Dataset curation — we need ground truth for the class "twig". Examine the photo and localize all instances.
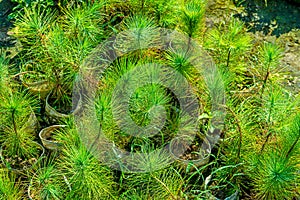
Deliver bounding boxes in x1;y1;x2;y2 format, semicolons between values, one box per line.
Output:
286;131;300;159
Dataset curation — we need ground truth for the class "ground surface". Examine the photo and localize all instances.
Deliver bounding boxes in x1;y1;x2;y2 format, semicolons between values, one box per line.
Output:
0;0;13;47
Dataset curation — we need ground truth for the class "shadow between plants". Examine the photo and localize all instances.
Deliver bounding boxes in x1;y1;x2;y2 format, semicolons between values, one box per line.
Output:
0;0;14;47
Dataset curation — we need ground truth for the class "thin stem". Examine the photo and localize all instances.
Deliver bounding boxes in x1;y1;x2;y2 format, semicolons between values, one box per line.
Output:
286;131;300;159
226;48;231;68
11;108;18;138
88;117;102;154
260;129;271;153
260;87;274;152
11;108;19;154
260;62;270;99
183;37;192;63
141;0;145;11
187;37;192;53
156;9;161;25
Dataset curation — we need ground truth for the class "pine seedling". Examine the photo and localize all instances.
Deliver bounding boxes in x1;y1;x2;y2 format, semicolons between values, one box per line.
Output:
29;163;66;200
165;47;193;78
122;166;183;199
151;0;178;28
206;18;251;69
180;0;206;42
59;144;117;199
61;1;105;43
251;151;299;200
0;170;23;200
116;15;160;58
258;42;283;98
0;90;39;159
11;5;57;56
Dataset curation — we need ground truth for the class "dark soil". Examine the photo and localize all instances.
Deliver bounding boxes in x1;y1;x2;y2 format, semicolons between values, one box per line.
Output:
0;0;14;47
0;144;43;171
2;154;37;170
235;0;300;36
170;136;210;161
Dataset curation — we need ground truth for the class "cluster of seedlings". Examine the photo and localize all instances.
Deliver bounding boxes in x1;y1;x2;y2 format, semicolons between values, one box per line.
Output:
0;0;299;199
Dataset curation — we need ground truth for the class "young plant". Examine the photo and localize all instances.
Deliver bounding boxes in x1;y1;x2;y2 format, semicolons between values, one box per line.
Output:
149;0;178;28
9;0;56;19
121;166;184;199
258;42;283;98
206;18;251;69
165;47;193;79
205;18;254;96
116;15;160;58
15;3;102;111
61;1;105;43
251;151;299;200
29;163;66;200
180;0;206;45
52;117;82;147
0;170;23;200
259;86;285;152
43;24;79;105
0;90;39;160
95;58;137;147
129;84;173;129
59;144;117;199
41;23;94;113
11;4;57;57
239;84;295;154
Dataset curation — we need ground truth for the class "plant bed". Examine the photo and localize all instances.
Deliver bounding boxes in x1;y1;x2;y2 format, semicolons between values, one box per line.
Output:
39;125;66;150
0;141;44;173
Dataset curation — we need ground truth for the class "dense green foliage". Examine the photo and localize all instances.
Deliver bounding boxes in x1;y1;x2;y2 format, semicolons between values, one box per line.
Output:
0;0;299;199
